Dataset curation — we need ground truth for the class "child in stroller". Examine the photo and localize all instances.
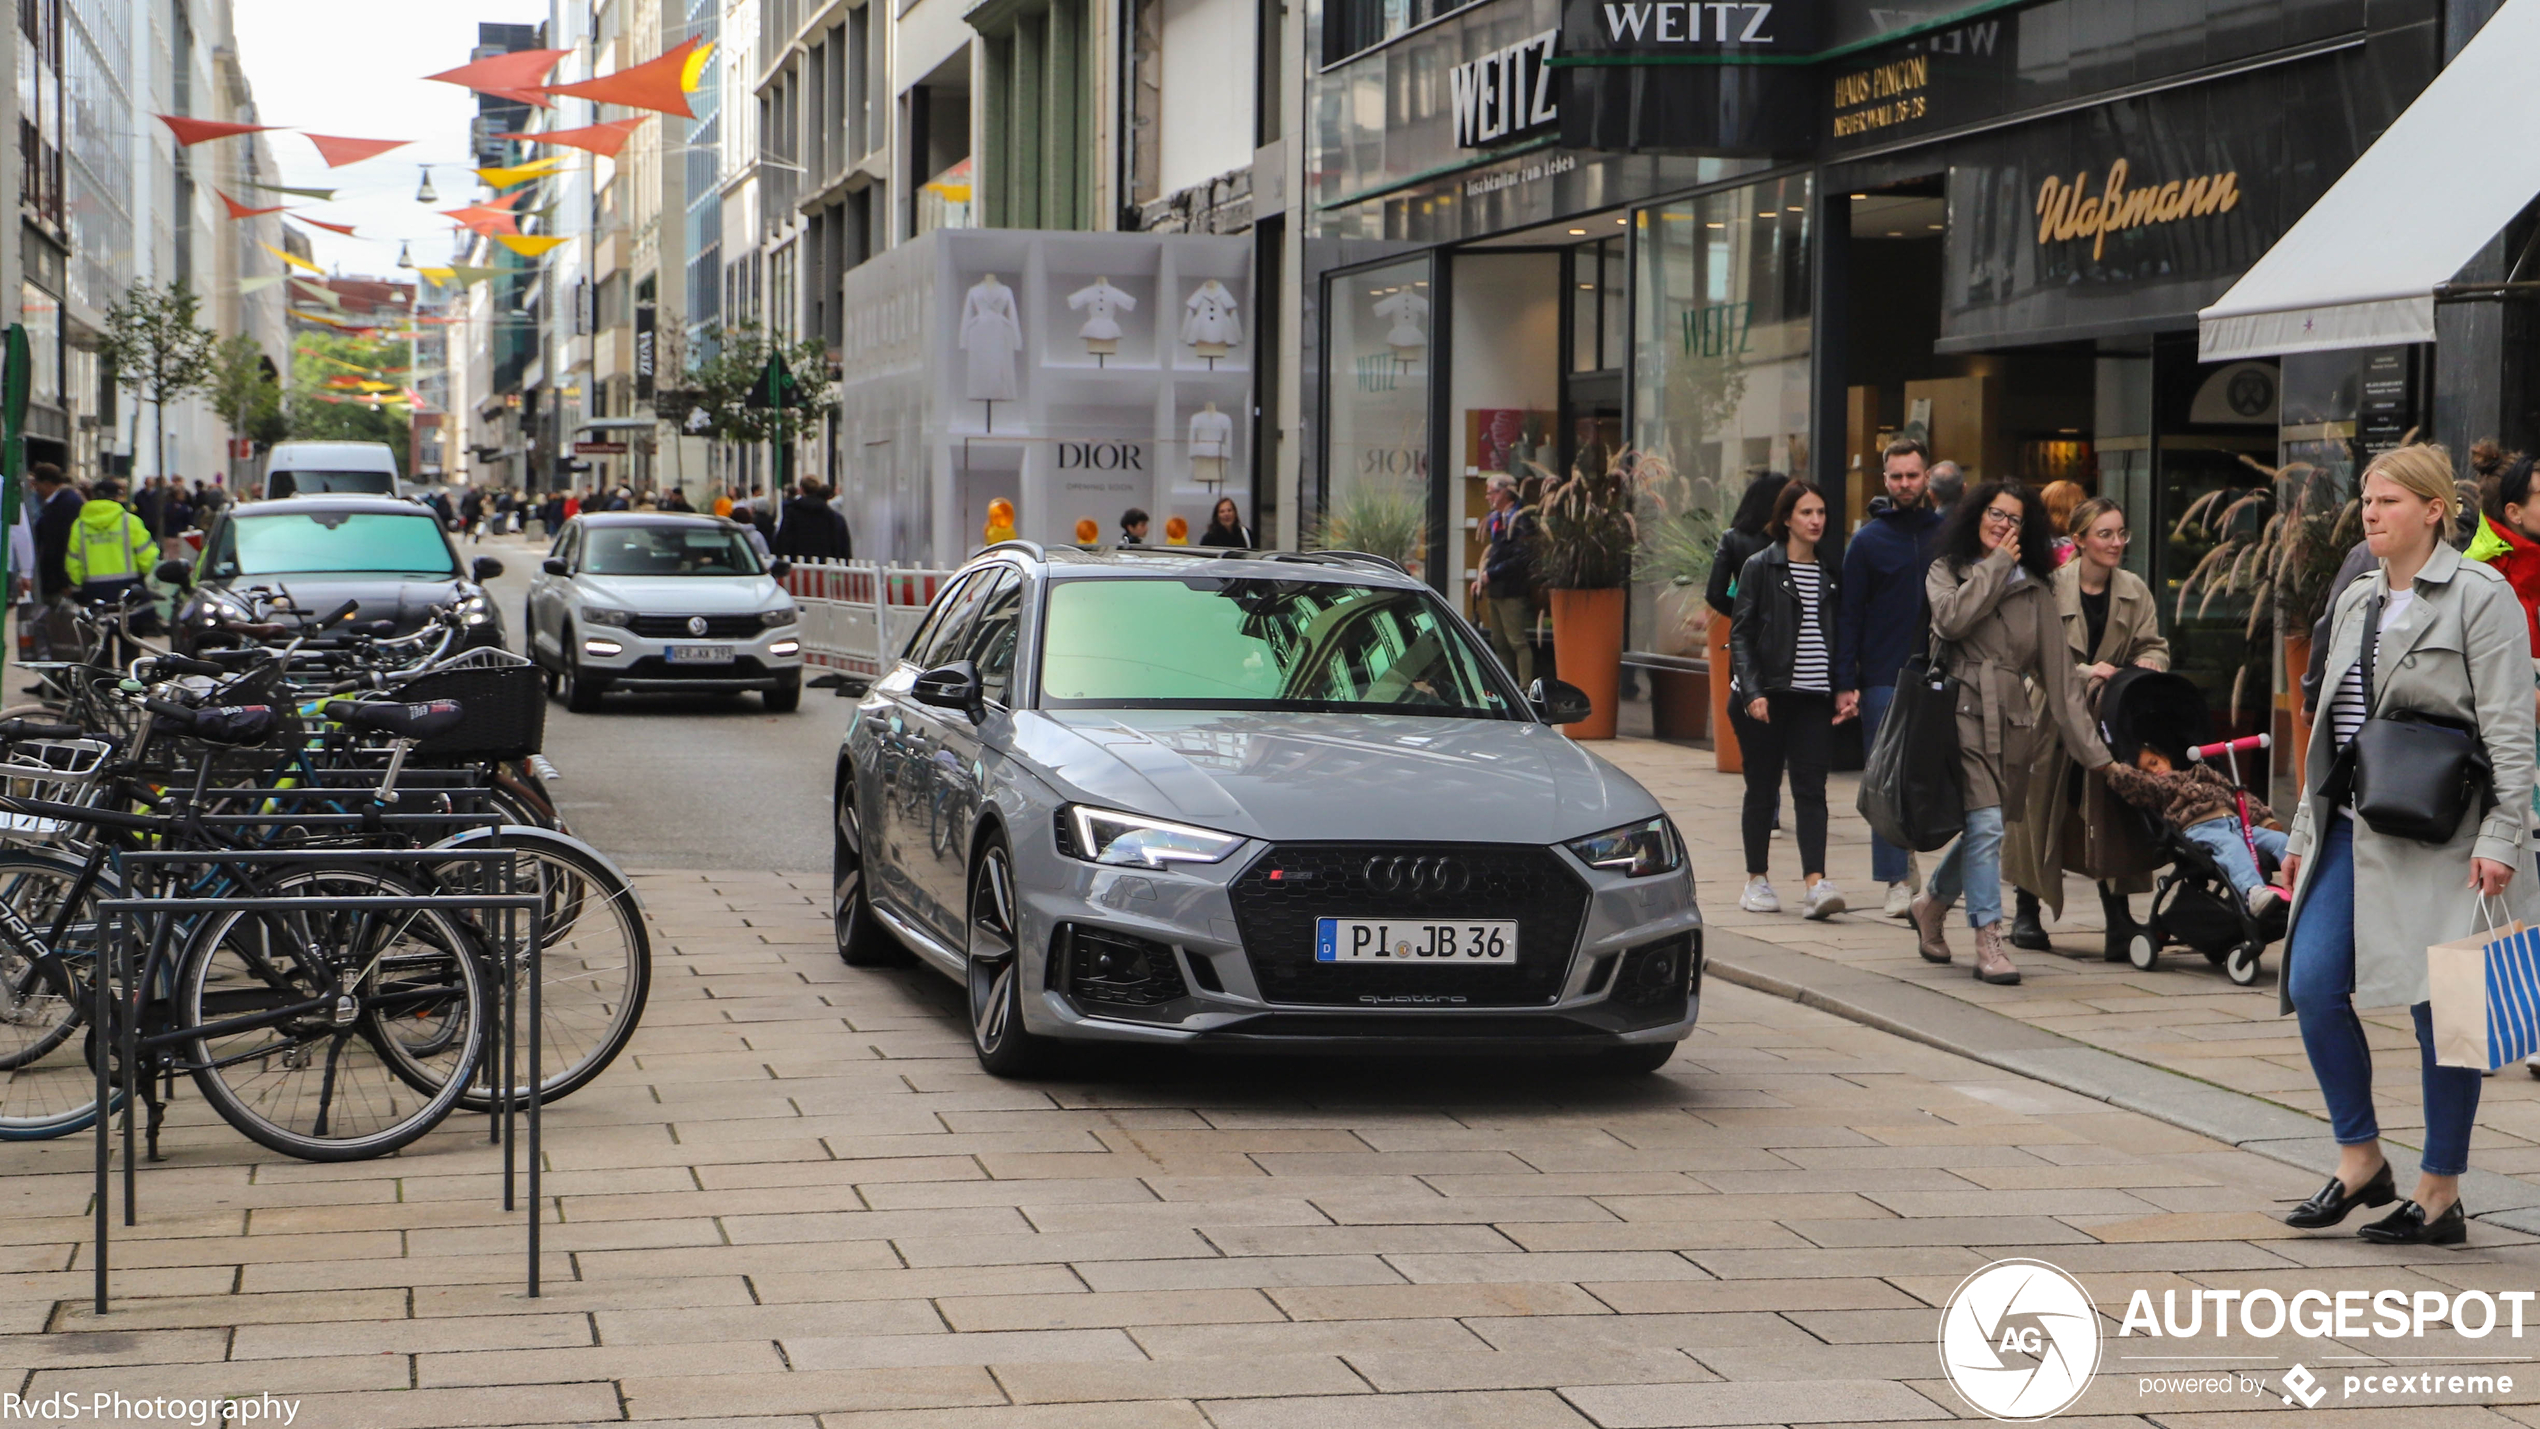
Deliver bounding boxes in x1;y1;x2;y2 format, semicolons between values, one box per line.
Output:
2092;669;2286;986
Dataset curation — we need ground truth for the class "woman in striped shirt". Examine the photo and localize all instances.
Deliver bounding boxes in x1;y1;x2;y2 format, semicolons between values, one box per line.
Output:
1728;480;1850;920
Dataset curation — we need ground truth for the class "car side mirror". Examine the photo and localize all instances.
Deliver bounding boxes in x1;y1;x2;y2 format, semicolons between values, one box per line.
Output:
542;557;568;577
767;558;792;580
472;556;505;582
154;558;192;590
912;660;984;721
1528;677;1594;726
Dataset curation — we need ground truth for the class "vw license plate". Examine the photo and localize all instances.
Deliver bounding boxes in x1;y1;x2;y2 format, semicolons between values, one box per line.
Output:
666;645;734;664
1315;918;1517;964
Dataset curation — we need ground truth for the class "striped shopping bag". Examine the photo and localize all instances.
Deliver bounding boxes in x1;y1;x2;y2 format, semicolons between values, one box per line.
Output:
2429;906;2540;1070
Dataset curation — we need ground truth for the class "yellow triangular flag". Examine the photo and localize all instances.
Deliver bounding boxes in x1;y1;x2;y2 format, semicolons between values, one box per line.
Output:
416;266;456;283
263;243;324;274
494;233;569;257
475;156;566;188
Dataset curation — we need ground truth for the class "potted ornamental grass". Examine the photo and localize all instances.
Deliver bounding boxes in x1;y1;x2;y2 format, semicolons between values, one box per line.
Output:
1529;453;1639;739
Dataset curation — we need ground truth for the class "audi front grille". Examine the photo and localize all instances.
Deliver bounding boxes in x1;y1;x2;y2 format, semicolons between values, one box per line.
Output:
1225;843;1590;1007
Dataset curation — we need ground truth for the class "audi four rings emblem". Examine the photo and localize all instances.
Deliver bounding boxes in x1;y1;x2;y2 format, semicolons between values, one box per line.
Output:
1362;855;1467;894
686;615;709;636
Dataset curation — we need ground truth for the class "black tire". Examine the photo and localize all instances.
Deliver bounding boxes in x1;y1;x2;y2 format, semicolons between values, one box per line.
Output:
1598;1042;1678;1074
0;849;108;1072
966;832;1059;1077
560;624;606;713
834;767;911;967
764;674;803;713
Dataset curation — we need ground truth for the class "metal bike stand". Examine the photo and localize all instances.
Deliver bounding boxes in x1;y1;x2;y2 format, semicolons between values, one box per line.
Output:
93;849;548;1314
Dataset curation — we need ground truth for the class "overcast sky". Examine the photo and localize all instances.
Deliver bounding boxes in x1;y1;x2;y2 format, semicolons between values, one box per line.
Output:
227;1;552;277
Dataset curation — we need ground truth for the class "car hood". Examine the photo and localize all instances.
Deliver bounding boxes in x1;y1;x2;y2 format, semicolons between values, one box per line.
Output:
1013;709;1661;844
215;576;469;634
574;573;785;612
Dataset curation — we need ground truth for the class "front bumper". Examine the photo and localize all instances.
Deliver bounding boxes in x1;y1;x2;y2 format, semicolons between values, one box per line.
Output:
576;620;804;691
1010;842;1704;1052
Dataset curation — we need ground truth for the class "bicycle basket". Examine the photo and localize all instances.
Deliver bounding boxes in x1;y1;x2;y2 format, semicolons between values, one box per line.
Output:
0;737;110;842
394;662;546;760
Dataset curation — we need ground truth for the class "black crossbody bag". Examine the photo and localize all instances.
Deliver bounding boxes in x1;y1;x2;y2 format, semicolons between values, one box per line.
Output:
2325;593;2493;843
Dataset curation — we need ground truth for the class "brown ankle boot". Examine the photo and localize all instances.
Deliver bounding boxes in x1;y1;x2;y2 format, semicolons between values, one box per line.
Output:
1972;921;2021;985
1909;894;1952;964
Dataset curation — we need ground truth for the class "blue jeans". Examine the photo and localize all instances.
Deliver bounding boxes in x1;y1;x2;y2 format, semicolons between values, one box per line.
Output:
1926;804;2006;929
1858;684;1909;884
2286;819;2483;1177
2181;818;2288;898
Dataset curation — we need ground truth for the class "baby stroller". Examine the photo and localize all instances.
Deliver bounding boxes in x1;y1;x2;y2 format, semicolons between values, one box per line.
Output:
2090;668;2284;987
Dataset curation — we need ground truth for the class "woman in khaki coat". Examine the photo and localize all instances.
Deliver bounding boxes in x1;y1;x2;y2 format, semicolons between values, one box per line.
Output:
1910;480;2116;984
2005;497;2171;948
2277;445;2537;1246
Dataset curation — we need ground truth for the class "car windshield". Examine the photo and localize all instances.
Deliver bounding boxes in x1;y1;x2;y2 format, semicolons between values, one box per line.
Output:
211;510;458;578
1039;576;1514;717
581;525;764;576
273;470;395;496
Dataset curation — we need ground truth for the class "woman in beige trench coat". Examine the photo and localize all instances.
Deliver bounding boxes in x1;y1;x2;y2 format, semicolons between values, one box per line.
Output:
1908;480;2116;985
2277;445;2538;1246
2005;497;2171;949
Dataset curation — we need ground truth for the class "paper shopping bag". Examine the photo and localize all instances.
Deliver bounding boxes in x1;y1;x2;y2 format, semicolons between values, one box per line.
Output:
2429;916;2540;1070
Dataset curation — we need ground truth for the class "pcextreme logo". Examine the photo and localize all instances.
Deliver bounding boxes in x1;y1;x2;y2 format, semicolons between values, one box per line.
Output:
1939;1259;2102;1420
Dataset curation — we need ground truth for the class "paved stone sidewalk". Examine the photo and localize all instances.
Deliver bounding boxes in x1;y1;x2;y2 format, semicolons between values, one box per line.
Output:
11;868;2540;1426
1599;738;2540;1181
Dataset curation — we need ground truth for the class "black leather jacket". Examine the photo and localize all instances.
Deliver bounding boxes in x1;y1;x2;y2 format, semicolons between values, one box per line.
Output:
1704;527;1775;618
1729;543;1838;698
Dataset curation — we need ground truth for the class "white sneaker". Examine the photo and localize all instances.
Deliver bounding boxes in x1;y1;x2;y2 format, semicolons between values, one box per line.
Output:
2248;886;2286;918
1738;877;1780;914
1803;880;1847;921
1883;881;1915;918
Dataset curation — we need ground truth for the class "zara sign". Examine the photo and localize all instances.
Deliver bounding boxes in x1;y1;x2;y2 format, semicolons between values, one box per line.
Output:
1451;29;1559;149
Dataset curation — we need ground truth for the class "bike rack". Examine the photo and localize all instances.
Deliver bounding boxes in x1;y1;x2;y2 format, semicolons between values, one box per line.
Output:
93;844;550;1313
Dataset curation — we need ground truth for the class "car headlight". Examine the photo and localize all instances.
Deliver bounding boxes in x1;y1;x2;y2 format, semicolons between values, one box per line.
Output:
1059;805;1245;868
453;592;494;626
581;605;633;628
760;604;798;628
197;590;250;625
1565;817;1683;877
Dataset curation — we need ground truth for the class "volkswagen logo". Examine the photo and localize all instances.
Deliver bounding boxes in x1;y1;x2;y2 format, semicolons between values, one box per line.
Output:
686;615;709;636
1362;855;1466;895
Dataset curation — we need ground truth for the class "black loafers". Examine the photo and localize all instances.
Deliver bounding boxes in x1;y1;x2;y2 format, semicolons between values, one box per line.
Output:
2285;1162;2396;1229
2357;1198;2468;1246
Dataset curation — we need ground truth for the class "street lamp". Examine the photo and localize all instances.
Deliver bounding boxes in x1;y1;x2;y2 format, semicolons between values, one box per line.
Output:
415;167;438;204
396;240;414;269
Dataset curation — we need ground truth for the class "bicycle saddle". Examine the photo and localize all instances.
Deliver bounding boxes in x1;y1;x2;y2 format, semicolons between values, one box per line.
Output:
326;698;464;741
181;704;280;747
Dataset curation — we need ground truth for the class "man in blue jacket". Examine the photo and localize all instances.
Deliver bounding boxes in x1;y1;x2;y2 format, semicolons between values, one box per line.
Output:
1835;437;1944;918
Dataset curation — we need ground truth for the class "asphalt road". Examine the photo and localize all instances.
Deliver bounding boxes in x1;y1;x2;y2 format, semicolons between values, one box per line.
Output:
472;529;848;874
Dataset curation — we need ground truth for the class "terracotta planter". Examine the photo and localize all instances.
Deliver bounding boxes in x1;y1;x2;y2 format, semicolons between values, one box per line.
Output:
1705;609;1741;772
1649;668;1708;741
1549;587;1626;740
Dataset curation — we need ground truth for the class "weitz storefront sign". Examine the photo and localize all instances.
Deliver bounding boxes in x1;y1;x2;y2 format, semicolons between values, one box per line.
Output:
1451;29;1559;148
2036;158;2243;260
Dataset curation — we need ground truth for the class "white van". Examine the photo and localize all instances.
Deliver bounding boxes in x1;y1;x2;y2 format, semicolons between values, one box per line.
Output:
263;441;401;499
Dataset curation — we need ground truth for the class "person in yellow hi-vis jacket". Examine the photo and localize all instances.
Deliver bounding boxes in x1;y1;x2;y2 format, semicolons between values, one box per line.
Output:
63;477;162;634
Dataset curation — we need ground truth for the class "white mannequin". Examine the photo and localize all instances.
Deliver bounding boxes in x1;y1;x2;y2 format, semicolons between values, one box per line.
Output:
960;273;1023;401
1067;276;1135;356
1188;401;1233;487
1182;280;1241;359
1372;287;1428;357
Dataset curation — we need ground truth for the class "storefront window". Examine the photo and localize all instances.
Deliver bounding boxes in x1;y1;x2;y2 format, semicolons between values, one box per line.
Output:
1321;257;1433;578
1629;176;1812;655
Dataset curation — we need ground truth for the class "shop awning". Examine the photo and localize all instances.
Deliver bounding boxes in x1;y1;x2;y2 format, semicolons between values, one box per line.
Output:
2197;0;2540;362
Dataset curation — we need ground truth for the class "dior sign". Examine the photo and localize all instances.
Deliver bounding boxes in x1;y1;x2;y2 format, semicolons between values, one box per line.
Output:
1451;29;1559;149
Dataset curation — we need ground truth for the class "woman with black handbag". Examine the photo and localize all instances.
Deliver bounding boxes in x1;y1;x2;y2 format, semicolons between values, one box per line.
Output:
2280;444;2538;1245
1909;481;2114;984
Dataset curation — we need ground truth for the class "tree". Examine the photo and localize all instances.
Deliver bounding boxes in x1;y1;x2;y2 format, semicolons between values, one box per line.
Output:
98;280;218;482
286;330;411;472
211;333;287;460
664;319;835;493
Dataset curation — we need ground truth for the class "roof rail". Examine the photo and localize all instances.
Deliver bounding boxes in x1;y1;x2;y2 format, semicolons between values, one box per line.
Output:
977;539;1048;561
1260;550;1412;576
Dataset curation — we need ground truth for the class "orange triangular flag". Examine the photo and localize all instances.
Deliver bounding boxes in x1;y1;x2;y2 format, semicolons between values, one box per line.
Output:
160;115;276;146
479;191;527;210
424;48;571;109
496;117;649;159
440;205;519;237
536;37;705;118
217;189;286;220
292;216;359;237
303;133;413;168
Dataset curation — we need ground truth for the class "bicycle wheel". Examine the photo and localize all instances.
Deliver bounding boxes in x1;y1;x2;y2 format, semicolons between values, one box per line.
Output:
424;832;650;1110
0;850;108;1071
177;868;487;1161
